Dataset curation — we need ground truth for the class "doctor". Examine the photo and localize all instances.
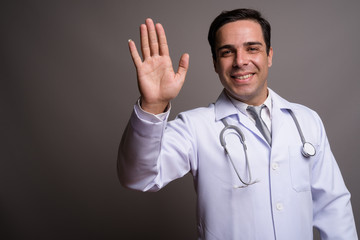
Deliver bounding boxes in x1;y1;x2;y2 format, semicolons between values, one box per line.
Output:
118;9;358;239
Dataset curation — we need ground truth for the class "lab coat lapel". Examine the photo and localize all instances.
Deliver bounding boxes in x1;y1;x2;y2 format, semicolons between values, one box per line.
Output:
214;90;269;144
271;101;285;145
238;112;263;142
269;89;294;146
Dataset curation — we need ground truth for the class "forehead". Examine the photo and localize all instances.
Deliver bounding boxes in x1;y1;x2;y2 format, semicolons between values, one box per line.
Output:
215;20;264;45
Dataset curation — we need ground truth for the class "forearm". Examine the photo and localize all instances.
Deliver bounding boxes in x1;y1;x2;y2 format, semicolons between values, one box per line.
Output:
118;103;195;192
118;108;166;192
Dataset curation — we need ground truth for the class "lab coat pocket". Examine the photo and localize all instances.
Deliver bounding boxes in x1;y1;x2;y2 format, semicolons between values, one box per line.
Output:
289;146;311;192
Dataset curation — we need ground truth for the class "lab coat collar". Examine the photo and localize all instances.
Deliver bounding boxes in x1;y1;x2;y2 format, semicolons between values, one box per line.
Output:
268;88;294;111
214;90;239;121
214;88;295;122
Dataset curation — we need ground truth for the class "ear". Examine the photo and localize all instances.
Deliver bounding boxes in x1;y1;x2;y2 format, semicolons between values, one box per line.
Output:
267;47;273;67
213;59;219;73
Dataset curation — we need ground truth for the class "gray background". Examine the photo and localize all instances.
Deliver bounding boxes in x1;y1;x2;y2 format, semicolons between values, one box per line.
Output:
1;0;359;239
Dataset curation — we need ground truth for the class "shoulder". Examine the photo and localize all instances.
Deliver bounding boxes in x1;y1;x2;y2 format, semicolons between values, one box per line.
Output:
276;97;325;138
164;104;218;142
290;102;319;117
271;89;320;117
176;103;216;123
271;88;324;127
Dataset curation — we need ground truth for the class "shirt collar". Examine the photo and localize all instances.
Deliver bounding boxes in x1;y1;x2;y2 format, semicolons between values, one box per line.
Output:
227;90;273;116
215;88;295;121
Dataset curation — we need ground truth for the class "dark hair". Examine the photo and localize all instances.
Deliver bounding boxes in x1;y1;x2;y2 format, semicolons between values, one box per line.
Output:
208;8;271;61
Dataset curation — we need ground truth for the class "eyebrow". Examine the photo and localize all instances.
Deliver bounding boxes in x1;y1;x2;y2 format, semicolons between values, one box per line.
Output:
217;41;263;51
245;41;263;47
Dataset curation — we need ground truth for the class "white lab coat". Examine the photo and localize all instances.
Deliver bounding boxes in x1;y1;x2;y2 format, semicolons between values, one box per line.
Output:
118;89;357;240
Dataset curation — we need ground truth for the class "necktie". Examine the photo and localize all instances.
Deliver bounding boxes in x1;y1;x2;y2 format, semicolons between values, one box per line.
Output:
247;105;272;145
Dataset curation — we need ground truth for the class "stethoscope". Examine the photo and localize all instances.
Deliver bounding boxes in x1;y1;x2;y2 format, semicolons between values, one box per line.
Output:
219;109;316;188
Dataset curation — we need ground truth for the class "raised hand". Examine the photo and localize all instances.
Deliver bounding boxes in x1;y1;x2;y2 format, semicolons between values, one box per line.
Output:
128;18;189;114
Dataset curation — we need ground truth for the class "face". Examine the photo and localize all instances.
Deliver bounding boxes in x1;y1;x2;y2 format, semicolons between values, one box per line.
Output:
214;20;273;106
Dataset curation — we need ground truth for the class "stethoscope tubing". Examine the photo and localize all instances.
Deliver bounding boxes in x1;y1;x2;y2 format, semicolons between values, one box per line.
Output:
220;108;316;188
220;119;254;187
287;109;316;158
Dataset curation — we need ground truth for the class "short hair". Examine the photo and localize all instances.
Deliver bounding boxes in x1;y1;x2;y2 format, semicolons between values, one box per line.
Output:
208;8;271;61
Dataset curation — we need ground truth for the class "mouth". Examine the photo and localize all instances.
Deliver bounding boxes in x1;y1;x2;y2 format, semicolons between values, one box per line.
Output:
231;73;254;81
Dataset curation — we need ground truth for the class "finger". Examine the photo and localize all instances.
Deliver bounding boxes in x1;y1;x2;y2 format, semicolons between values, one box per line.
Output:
128;39;142;68
140;23;150;59
155;23;169;56
145;18;159;56
176;53;190;81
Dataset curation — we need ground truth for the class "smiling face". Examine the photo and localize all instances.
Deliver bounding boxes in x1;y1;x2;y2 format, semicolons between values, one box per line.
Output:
214;20;273;106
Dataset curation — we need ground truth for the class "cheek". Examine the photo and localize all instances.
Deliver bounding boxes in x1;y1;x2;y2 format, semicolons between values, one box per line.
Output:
217;59;232;72
252;56;269;70
214;62;223;75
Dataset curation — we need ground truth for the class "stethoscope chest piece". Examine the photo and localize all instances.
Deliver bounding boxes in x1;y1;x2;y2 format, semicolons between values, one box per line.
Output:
302;142;316;158
287;109;316;158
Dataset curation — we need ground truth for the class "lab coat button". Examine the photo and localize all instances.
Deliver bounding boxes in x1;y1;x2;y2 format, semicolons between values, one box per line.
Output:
276;203;283;211
272;162;279;170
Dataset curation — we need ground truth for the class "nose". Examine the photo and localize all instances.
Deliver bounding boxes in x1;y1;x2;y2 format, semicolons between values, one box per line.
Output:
233;50;249;68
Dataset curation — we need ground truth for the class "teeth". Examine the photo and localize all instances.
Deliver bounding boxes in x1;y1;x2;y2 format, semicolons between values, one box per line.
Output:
234;74;253;80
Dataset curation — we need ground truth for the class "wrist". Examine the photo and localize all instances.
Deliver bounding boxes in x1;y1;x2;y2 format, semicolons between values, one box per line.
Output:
140;97;170;114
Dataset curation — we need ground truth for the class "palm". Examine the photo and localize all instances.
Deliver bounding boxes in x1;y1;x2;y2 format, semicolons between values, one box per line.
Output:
137;55;179;102
128;18;189;114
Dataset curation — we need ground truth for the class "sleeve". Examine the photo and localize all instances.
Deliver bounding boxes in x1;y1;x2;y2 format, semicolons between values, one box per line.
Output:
117;104;196;192
311;114;358;239
135;98;170;122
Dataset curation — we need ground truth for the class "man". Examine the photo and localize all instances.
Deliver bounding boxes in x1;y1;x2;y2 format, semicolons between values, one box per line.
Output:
118;9;357;239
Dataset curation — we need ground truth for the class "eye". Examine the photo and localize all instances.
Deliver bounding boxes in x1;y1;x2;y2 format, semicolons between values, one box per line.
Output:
248;47;259;52
247;46;260;53
220;49;233;57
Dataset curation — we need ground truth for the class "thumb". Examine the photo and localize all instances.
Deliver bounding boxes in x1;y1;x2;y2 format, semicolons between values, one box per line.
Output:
176;53;190;80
